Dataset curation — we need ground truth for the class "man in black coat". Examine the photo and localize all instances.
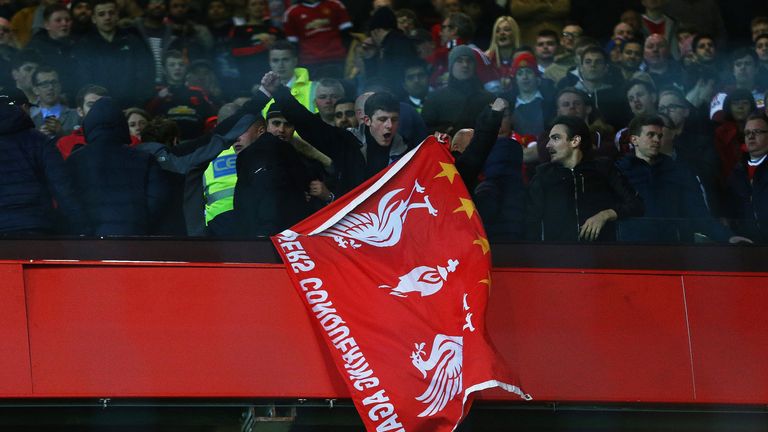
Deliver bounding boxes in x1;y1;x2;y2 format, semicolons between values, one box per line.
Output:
526;116;644;242
365;6;420;98
727;112;768;242
233;86;314;238
0;96;88;235
67;97;169;236
72;0;154;107
617;115;745;243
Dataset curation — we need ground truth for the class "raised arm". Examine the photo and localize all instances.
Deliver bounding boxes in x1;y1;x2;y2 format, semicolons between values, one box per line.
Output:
259;71;340;159
455;98;506;190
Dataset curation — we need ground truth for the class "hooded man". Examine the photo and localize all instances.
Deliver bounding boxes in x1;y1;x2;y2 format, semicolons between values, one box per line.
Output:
421;44;495;134
66;97;169;235
365;6;419;97
0;96;87;234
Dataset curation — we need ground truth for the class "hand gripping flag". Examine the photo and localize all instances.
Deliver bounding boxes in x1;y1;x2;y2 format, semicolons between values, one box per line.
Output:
271;136;530;432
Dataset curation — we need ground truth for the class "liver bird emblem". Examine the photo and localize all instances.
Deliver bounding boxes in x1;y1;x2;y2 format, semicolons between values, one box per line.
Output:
410;334;463;417
379;259;459;297
322;180;437;249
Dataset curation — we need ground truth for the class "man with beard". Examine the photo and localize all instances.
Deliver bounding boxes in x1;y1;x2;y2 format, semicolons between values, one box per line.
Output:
619;38;643;80
68;0;93;39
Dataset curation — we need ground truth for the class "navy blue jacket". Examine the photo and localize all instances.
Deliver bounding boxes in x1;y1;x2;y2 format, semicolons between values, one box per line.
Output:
0;101;87;234
474;136;525;241
67;98;169;236
616;154;732;243
727;157;768;242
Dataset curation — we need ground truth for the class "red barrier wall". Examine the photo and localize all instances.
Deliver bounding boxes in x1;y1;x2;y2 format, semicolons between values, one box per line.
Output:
3;260;767;404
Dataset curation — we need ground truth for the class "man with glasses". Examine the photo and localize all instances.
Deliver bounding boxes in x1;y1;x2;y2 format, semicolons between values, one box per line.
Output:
727;112;768;242
658;88;722;214
543;24;581;83
29;65;79;137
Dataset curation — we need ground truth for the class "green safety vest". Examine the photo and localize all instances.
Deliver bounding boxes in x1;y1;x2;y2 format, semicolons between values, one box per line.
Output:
262;67;317;117
203;147;237;224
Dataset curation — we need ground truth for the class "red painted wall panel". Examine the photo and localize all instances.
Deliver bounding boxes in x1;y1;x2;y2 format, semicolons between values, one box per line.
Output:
683;275;768;404
25;265;347;397
12;262;768;404
0;263;32;396
485;271;694;402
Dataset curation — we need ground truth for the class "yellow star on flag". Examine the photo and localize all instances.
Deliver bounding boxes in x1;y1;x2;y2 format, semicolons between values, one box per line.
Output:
434;161;459;184
473;236;490;255
453;197;476;219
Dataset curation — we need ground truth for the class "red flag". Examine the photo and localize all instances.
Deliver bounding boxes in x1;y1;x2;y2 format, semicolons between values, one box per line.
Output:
271;136;530;432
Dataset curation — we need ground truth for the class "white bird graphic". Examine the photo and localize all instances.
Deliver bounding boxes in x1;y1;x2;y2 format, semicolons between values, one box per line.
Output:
410;334;463;417
379;259;458;298
322;180;437;248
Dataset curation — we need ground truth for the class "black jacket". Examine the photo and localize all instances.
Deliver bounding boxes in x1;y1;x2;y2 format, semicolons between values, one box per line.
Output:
272;84;369;195
234;132;314;238
67;97;169;236
232;89;315;237
26;32;78;97
421;77;495;134
72;29;154;107
727;156;768;242
0;101;87;234
525;157;643;242
616;154;731;243
364;29;419;97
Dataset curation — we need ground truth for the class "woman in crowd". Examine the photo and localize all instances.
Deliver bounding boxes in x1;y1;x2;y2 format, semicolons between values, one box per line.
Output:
484;16;521;93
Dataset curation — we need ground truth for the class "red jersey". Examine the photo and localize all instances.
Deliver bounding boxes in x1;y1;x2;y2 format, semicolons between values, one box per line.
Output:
283;0;352;65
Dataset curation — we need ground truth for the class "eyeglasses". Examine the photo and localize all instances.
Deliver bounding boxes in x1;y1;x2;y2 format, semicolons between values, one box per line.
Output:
562;31;581;39
335;110;355;118
658;104;685;114
35;80;60;88
744;129;768;138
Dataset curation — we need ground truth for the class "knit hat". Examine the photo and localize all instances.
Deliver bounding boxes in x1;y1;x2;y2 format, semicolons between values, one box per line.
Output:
368;6;397;31
448;45;476;72
510;52;539;77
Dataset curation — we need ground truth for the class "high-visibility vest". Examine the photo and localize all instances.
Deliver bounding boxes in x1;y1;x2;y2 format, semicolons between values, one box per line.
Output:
203;147;237;224
262;67;317;117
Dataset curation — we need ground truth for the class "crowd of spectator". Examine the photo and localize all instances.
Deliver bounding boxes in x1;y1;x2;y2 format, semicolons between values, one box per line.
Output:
1;0;768;244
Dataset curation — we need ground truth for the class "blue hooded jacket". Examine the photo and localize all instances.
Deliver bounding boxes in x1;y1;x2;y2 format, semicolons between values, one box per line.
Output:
0;99;87;234
67;97;169;236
